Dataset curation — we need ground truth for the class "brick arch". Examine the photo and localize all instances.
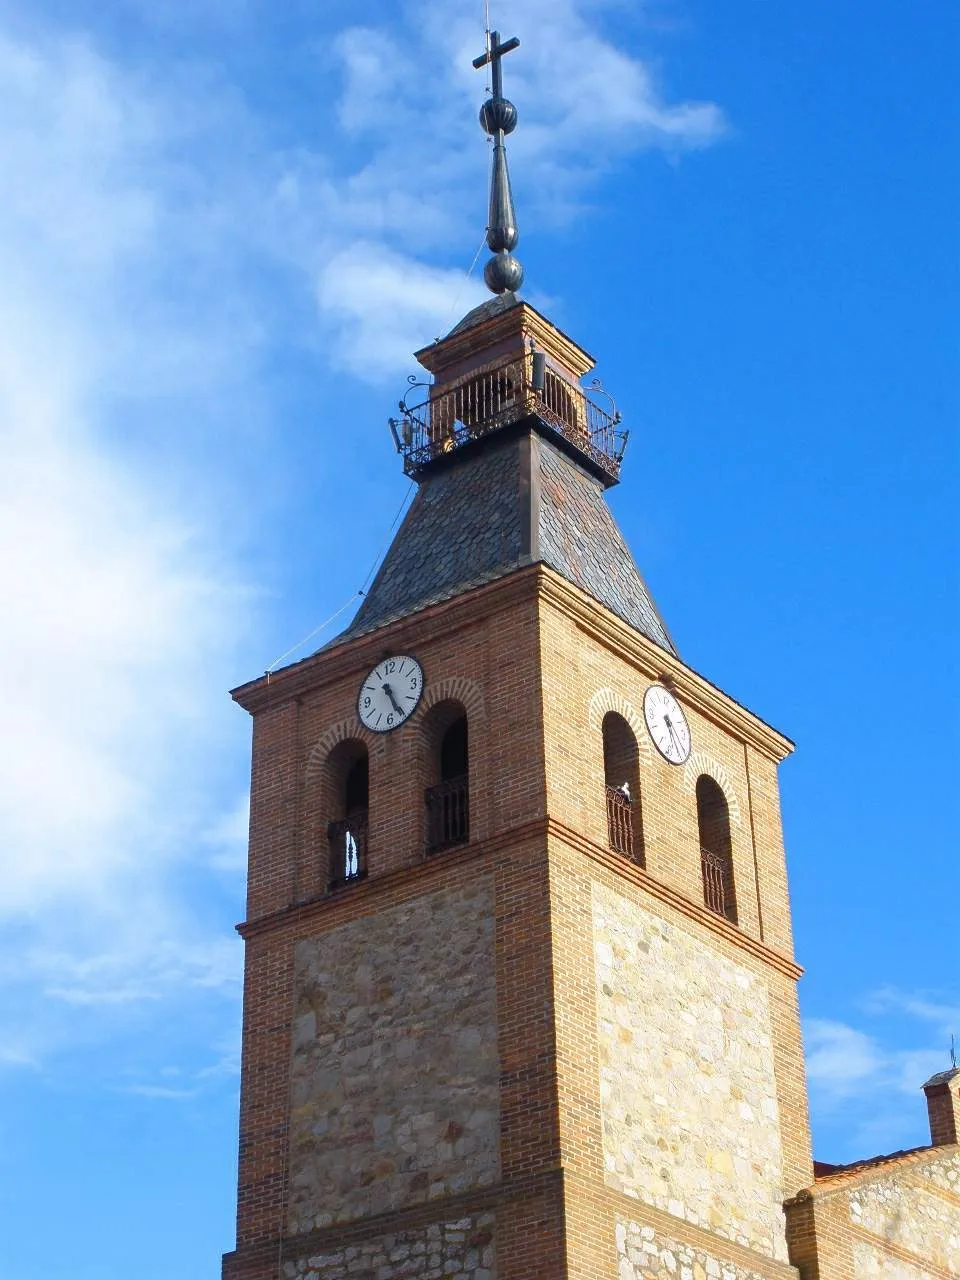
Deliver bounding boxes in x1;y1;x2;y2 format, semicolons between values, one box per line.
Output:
682;751;743;827
588;687;652;761
418;676;486;723
304;717;375;782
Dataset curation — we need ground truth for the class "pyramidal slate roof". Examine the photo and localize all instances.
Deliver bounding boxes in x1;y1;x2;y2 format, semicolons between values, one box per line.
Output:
334;427;676;655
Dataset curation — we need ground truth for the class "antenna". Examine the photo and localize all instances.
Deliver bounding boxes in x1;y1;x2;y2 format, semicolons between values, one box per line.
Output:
952;1034;957;1071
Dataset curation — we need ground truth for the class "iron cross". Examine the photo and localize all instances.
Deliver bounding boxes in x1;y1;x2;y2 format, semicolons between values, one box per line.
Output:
473;30;520;101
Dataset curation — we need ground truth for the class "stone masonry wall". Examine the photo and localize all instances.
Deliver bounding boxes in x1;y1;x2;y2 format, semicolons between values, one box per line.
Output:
851;1175;960;1273
593;881;788;1261
283;1214;496;1280
288;879;500;1232
851;1241;937;1280
616;1219;771;1280
850;1150;960;1276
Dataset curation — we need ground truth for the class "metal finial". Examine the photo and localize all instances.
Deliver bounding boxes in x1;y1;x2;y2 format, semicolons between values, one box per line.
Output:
473;30;523;295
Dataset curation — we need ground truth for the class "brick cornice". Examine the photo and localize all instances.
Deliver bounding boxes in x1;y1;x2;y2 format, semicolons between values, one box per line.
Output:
547;816;804;981
238;810;802;981
224;1167;566;1275
237;816;551;940
537;568;795;762
231;566;542;715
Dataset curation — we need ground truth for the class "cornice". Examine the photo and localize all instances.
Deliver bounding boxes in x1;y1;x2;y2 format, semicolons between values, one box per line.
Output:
416;300;595;380
547;816;803;981
537;568;795;763
238;808;801;981
231;565;542;715
237;816;550;941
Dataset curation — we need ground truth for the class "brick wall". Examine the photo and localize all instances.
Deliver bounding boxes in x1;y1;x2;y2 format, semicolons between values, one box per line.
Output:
225;565;814;1279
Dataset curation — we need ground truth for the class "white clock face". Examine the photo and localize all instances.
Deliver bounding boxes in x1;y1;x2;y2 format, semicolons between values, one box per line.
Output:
357;654;424;733
643;684;691;765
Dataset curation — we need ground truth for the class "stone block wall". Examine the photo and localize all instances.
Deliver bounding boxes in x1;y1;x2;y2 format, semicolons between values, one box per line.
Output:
784;1147;960;1279
616;1218;774;1280
593;882;788;1262
288;880;500;1232
283;1214;496;1280
851;1165;960;1273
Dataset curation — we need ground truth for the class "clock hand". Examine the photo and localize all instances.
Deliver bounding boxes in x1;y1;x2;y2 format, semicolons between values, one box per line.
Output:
382;683;404;717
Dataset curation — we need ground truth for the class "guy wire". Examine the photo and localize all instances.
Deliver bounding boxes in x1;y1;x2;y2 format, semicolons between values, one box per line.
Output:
265;480;416;675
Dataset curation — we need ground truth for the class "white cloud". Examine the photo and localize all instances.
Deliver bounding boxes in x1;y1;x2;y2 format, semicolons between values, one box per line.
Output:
203;793;252;872
806;1019;884;1097
806;997;955;1105
303;0;726;378
0;0;726;1083
316;242;489;378
866;987;960;1039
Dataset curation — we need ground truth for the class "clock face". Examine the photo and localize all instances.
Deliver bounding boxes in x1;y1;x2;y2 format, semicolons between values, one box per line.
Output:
643;684;692;765
357;654;424;733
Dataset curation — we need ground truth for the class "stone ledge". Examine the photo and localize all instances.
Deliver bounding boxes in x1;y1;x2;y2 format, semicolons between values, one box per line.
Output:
223;1167;564;1274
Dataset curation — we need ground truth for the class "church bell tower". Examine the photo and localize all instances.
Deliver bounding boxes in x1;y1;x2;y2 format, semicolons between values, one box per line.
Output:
223;28;813;1280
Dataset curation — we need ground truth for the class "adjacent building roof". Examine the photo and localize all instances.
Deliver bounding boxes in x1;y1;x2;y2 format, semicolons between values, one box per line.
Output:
808;1145;940;1190
334;426;676;654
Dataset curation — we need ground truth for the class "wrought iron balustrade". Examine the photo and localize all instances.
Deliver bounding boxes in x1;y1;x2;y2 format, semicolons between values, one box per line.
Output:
328;812;368;889
701;846;736;922
605;785;636;860
424;776;469;853
390;356;628;484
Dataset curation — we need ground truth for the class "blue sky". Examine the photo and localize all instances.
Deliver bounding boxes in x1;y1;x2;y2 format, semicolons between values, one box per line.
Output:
0;1;955;1276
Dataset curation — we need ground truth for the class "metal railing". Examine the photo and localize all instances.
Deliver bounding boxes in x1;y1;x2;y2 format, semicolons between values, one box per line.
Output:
701;846;736;922
424;776;469;853
605;785;636;860
391;355;628;484
328;812;368;889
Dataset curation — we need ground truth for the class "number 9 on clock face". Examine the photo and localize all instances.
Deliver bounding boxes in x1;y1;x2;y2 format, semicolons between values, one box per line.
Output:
357;655;424;733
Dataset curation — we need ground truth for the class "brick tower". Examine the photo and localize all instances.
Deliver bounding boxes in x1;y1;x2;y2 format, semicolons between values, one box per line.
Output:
222;28;815;1280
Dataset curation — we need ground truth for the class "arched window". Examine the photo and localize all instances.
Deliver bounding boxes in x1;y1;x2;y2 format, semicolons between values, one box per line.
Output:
423;701;469;853
602;712;644;866
326;740;369;889
697;775;737;923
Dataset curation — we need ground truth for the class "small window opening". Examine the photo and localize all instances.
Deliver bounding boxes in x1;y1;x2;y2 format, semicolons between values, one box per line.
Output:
425;711;469;853
602;712;644;866
697;775;737;923
327;743;369;889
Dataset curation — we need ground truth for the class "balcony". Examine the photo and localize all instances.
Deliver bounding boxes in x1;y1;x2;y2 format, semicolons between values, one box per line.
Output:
391;355;628;486
425;776;469;854
327;813;368;889
701;846;736;923
605;784;637;862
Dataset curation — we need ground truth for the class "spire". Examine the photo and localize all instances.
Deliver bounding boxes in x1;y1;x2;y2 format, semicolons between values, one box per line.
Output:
474;29;523;295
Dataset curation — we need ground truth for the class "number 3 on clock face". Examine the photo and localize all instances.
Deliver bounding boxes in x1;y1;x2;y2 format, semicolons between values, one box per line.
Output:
357;655;424;733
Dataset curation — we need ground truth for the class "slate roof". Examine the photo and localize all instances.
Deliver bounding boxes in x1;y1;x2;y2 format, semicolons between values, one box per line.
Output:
334;426;676;655
444;291;521;338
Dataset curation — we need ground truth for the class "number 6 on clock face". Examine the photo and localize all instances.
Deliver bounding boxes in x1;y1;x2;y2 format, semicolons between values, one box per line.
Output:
357;654;424;733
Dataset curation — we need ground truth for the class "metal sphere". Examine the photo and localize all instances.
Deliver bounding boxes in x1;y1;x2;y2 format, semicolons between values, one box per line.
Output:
479;97;518;136
484;252;524;295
